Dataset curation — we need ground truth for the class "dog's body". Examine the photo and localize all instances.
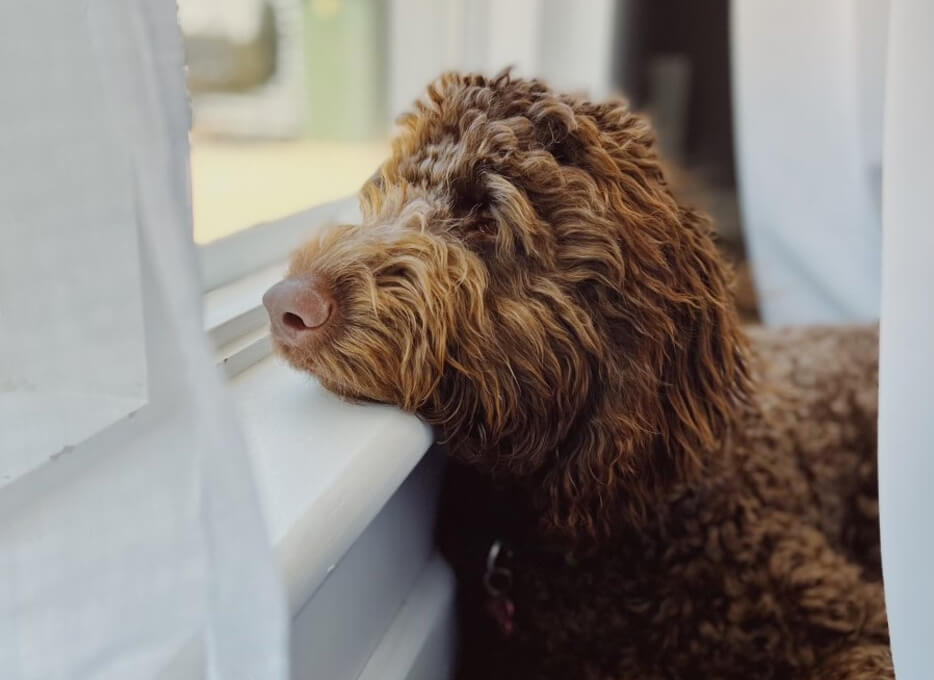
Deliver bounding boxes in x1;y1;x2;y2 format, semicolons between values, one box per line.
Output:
441;324;887;679
264;72;890;678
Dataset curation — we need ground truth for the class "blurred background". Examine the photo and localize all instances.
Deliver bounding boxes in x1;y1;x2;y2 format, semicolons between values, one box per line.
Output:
180;0;888;326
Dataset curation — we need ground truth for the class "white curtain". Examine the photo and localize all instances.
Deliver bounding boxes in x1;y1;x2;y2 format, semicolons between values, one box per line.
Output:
731;0;887;325
878;0;934;676
0;2;288;678
387;0;617;121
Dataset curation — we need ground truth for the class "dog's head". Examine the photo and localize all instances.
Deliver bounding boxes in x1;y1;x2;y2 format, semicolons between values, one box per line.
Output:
264;72;749;539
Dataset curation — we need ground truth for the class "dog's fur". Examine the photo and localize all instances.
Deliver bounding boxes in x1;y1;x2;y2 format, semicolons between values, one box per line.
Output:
277;72;890;678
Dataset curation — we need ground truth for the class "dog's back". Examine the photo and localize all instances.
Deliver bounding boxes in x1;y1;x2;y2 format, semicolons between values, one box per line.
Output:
442;324;887;680
745;324;881;574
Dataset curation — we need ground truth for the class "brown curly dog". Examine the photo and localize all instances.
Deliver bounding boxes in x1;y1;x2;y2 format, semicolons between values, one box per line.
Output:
263;72;890;679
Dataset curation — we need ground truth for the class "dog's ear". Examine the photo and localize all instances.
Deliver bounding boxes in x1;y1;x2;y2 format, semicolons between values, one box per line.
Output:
418;262;605;484
654;205;751;473
533;199;751;542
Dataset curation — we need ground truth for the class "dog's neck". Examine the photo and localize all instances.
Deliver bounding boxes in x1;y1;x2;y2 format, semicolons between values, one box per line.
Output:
441;447;717;568
532;386;749;548
441;318;752;545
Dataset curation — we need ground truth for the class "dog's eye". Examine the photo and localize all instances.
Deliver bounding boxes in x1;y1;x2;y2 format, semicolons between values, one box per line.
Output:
550;134;583;167
450;175;490;216
377;263;416;282
536;118;583;167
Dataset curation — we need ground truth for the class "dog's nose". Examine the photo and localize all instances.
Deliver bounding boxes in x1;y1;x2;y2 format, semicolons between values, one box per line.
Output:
263;277;333;343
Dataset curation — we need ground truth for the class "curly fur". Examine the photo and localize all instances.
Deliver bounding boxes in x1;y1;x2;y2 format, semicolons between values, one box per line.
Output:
275;72;889;679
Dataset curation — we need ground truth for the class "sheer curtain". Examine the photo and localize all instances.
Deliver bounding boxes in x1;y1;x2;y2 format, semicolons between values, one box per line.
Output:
731;0;887;325
387;0;617;122
878;0;934;676
0;2;288;678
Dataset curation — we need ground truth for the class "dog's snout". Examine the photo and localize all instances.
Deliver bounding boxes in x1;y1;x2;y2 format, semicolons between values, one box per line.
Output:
263;277;333;343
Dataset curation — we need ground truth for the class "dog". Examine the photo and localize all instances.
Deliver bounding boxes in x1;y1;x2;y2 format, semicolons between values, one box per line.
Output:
263;72;890;679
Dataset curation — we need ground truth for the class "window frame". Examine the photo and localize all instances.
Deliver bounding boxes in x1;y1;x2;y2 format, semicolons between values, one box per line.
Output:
198;194;360;293
198;195;361;381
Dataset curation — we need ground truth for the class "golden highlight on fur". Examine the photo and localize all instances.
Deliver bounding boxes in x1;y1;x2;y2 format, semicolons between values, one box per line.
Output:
276;72;889;679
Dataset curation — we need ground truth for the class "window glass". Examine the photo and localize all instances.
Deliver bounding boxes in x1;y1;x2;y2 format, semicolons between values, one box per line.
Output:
179;0;391;244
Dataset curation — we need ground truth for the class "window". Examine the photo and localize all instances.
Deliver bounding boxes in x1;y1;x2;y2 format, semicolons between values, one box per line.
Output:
180;0;390;248
2;0;619;483
185;0;618;293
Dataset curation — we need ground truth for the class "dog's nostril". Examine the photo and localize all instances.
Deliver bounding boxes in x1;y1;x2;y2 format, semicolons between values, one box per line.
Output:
263;277;334;335
279;299;331;331
281;306;332;331
282;312;310;331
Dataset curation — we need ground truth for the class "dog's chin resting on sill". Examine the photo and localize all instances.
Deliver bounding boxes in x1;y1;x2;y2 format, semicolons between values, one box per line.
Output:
263;71;890;679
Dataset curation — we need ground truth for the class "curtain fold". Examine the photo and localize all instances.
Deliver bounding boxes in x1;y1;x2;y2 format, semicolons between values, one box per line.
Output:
0;2;289;678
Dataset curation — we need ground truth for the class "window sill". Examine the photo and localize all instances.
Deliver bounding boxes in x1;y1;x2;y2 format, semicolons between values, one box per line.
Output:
204;260;283;377
159;270;435;678
229;352;434;614
200;198;438;592
205;264;436;607
192;202;438;677
201;241;436;621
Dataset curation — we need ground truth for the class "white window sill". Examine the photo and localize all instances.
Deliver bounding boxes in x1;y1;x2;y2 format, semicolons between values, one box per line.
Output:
230;352;434;614
201;240;435;623
172;200;439;678
158;337;435;678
